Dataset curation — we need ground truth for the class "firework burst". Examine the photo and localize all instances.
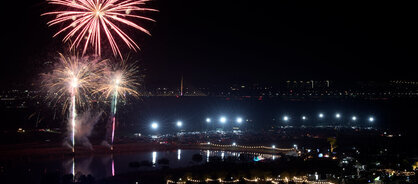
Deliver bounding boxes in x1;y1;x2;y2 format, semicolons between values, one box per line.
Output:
42;53;107;152
95;60;140;100
95;59;141;149
42;0;157;58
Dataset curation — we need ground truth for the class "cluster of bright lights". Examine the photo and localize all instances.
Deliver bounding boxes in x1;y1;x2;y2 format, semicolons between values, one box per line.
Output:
201;142;294;151
149;113;376;131
280;113;375;122
207;116;245;124
150;116;246;130
167;176;335;184
150;120;186;130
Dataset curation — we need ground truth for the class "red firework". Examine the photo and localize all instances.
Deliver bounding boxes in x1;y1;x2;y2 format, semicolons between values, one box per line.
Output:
42;0;157;58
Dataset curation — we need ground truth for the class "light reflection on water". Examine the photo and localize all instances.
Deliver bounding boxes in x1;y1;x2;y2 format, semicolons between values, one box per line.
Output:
111;154;115;176
19;149;279;183
152;151;157;166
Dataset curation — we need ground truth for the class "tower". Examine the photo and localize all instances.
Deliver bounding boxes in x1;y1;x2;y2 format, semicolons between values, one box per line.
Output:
180;75;183;96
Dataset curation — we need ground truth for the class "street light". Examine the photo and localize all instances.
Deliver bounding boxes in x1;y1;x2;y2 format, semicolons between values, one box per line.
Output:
369;116;375;122
302;116;307;120
283;115;289;122
151;122;158;130
335;113;341;119
220;116;227;124
176;121;183;127
319;113;324;118
236;117;243;124
206;118;211;123
352;116;357;121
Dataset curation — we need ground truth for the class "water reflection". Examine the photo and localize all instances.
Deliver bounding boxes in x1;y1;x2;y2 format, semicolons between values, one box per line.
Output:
63;156;94;182
111;154;115;176
33;149;280;183
152;151;157;165
72;157;75;181
201;150;279;162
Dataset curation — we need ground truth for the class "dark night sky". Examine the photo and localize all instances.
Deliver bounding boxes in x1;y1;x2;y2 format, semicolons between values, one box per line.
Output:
1;0;417;89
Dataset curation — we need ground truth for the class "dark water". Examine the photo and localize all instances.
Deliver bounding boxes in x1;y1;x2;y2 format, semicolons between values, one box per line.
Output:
0;149;276;183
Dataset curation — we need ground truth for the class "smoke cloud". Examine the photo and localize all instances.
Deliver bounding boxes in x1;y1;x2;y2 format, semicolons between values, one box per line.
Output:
66;110;103;150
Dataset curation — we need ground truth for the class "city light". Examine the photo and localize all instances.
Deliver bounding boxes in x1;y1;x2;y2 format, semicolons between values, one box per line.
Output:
369;116;375;122
236;117;243;124
283;115;289;122
352;116;357;121
232;142;236;146
206;118;211;123
272;145;276;149
152;151;157;165
176;121;183;127
335;113;341;118
220;116;227;124
151;122;158;130
319;113;324;118
302;116;307;120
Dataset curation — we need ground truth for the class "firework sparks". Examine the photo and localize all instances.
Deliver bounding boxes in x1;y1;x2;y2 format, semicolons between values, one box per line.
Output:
42;0;157;58
42;53;106;152
96;60;140;99
95;60;140;149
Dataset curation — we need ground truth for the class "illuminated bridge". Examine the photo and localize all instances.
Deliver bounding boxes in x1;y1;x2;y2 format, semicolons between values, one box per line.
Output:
189;142;297;155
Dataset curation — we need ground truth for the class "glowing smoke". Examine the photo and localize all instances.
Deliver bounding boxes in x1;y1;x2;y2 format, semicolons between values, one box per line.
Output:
66;110;103;150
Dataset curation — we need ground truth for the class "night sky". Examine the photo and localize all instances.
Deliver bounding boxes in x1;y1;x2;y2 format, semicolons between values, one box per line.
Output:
1;0;417;89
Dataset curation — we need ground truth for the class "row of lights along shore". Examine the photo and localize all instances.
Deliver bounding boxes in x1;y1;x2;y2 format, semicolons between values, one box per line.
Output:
282;113;374;122
150;113;375;130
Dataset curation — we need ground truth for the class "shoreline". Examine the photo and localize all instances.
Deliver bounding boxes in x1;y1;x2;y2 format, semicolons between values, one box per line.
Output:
0;142;294;160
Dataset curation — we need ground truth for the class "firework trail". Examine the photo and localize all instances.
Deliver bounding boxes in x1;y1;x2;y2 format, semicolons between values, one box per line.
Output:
42;53;106;152
95;60;140;150
42;0;157;58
